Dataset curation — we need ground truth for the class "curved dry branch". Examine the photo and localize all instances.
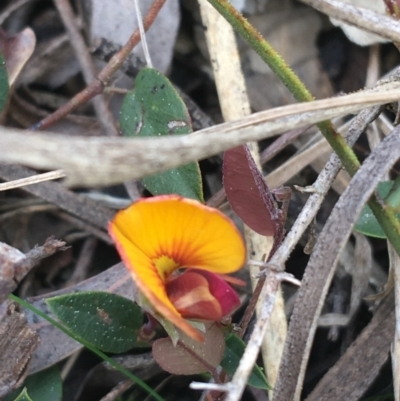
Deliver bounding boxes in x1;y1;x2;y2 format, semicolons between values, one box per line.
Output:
0;87;400;187
272;126;400;401
300;0;400;43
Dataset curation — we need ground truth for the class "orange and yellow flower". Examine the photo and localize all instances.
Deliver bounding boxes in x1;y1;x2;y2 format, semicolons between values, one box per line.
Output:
108;195;246;341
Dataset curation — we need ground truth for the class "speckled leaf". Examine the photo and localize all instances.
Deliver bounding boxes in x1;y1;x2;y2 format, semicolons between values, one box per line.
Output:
120;68;203;201
221;334;270;390
46;291;143;353
354;181;400;238
0;50;9;113
152;324;225;375
5;367;62;401
13;389;32;401
223;145;284;242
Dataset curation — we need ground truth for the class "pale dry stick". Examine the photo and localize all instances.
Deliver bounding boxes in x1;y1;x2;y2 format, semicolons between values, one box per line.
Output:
365;45;381;151
53;0;118;136
2;86;400;188
267;118;355;191
56;211;112;244
265;137;330;189
190;382;231;392
99;380;133;401
0;170;65;191
67;236;97;286
60;349;82;380
390;243;400;401
197;0;285;393
379;113;395;136
219;106;383;401
366;45;380;89
299;0;400;43
133;0;152;68
0;204;58;223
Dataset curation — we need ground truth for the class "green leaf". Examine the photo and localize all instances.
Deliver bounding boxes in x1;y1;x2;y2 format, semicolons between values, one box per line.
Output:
0;51;9;113
221;333;271;390
5;367;62;401
385;175;400;210
13;389;33;401
120;68;203;202
354;181;400;238
46;291;143;353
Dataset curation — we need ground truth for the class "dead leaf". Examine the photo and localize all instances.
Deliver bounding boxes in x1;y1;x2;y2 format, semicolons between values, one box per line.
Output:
0;27;36;85
86;0;180;73
152;323;225;375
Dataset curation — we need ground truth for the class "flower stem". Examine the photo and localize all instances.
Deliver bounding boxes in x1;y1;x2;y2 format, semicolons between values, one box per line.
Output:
9;294;166;401
206;0;400;255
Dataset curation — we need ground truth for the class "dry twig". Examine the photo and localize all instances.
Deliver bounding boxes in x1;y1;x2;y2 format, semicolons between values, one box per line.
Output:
0;237;67;303
1;84;400;187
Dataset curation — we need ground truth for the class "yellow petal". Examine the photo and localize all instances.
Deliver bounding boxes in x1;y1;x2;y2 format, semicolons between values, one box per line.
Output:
109;224;203;340
109;195;246;340
111;195;246;275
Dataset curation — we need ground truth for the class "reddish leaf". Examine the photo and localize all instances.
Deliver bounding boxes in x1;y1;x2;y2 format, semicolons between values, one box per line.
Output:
223;145;284;243
152;324;225;375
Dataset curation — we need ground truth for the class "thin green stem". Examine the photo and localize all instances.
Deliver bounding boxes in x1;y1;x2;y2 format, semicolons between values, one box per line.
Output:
206;0;400;256
9;294;166;401
206;0;360;173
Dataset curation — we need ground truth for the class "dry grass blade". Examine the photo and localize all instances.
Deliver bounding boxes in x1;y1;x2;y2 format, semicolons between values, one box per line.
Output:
198;0;284;393
0;169;65;191
265;136;330;189
0;87;399;187
272;125;400;401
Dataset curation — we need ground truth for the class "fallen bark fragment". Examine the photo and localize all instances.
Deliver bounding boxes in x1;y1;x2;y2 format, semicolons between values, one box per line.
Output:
0;300;40;398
